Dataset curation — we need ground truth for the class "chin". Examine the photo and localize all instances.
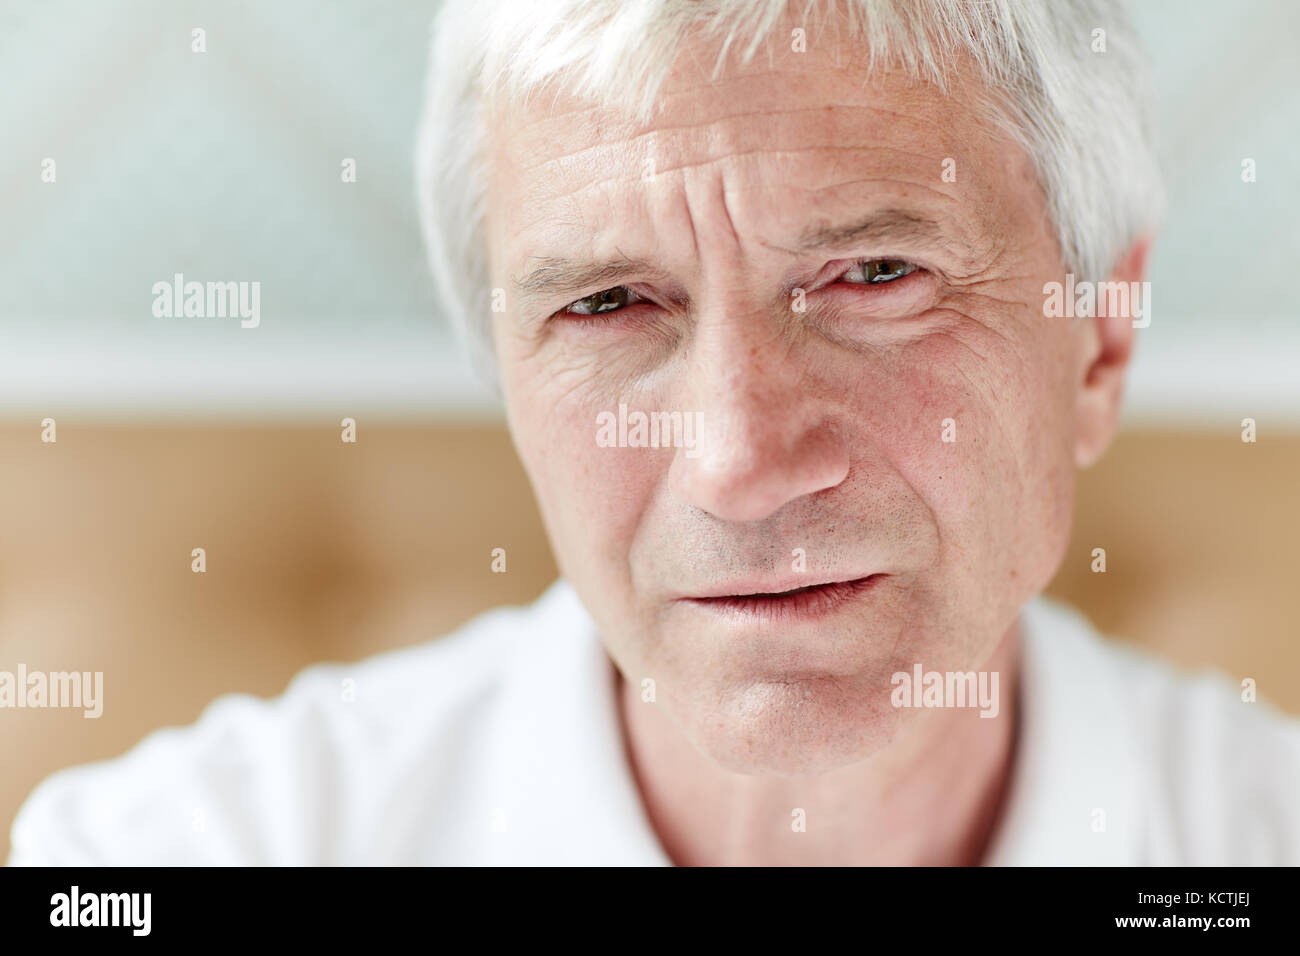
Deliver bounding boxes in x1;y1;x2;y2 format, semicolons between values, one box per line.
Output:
684;675;905;777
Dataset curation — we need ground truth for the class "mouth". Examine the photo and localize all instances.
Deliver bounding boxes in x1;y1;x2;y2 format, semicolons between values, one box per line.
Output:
682;574;885;623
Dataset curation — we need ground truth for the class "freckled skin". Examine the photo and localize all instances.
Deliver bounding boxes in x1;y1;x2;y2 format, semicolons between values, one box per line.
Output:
482;20;1140;864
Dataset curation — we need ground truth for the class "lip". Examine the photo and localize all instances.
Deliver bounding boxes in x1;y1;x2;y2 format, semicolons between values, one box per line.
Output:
679;574;886;624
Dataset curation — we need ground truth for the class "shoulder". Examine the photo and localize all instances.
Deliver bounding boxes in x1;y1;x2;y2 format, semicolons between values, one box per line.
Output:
1023;596;1300;864
7;585;568;866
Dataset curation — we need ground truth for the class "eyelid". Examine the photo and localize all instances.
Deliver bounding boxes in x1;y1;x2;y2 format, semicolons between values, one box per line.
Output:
811;262;939;322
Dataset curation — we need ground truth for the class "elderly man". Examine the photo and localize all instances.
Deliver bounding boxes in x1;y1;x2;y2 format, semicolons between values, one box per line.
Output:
10;0;1300;866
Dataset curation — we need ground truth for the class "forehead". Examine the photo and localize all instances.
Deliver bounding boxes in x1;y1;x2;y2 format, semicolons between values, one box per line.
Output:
484;32;1022;287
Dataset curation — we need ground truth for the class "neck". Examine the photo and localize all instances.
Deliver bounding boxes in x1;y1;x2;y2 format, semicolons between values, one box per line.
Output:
617;619;1022;866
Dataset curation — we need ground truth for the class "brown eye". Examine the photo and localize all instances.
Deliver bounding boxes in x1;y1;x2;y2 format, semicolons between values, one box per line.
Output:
843;259;917;284
565;286;632;315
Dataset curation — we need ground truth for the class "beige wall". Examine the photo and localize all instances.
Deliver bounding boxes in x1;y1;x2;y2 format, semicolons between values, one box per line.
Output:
2;424;1297;862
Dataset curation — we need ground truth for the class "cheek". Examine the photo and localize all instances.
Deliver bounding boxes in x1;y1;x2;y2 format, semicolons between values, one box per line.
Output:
847;324;1075;597
497;337;663;584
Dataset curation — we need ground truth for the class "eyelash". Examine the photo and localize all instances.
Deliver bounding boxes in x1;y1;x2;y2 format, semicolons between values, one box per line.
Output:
553;258;922;323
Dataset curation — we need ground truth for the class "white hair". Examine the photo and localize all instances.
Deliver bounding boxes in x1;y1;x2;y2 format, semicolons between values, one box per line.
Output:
416;0;1164;377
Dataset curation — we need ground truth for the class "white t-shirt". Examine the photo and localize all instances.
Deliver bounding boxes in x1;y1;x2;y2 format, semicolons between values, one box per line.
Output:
9;581;1300;865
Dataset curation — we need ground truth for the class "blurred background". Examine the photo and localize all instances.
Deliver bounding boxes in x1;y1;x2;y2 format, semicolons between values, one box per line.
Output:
2;0;1298;862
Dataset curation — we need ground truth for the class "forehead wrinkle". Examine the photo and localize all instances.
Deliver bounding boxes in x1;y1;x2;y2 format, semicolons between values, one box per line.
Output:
510;56;902;135
509;98;955;179
511;126;655;176
514;141;963;216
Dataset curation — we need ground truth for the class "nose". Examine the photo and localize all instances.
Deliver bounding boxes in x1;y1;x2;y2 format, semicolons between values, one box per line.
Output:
670;316;850;524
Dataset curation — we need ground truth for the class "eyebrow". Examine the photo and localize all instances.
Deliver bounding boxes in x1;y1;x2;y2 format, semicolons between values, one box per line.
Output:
793;210;950;253
511;255;667;314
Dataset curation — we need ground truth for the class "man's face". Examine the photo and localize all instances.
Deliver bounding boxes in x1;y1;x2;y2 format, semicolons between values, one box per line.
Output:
484;29;1091;775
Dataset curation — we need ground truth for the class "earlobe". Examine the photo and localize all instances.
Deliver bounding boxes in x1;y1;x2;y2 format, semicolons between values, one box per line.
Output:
1072;237;1152;468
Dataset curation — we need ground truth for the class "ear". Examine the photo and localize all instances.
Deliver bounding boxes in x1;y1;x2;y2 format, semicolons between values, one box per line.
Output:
1073;237;1152;468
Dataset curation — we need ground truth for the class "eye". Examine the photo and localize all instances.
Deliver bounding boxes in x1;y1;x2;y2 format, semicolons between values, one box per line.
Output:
839;258;918;285
562;286;640;316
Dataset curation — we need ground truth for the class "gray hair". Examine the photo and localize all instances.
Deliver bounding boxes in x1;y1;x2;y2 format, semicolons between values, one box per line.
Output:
416;0;1164;377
